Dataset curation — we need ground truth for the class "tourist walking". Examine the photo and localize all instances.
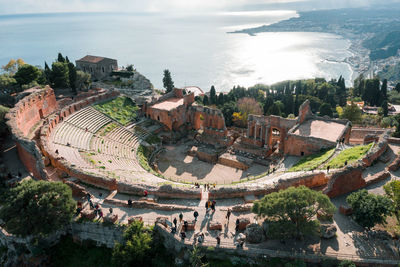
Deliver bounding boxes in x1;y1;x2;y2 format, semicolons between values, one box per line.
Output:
216;235;221;245
205;201;209;213
109;207;113;214
235;218;240;232
89;200;94;209
180;231;186;241
86;193;91;202
226;208;232;222
173;217;177;228
127;199;132;207
193;210;199;222
211;200;216;213
183;220;188;232
144;190;148;197
179;212;183;222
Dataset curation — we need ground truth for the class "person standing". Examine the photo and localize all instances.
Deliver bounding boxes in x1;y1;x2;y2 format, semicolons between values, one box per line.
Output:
226;208;232;222
173;217;177;228
184;220;188;232
235;218;240;232
179;212;183;222
109;207;113;214
193;210;199;222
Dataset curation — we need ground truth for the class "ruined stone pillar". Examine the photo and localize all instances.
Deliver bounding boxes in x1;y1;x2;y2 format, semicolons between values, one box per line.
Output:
264;126;271;149
254;125;257;140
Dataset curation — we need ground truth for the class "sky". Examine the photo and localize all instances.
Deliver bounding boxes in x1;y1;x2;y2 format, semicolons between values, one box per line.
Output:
0;0;399;15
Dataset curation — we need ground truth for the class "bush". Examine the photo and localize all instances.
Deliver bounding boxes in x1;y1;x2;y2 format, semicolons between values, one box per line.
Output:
112;220;152;266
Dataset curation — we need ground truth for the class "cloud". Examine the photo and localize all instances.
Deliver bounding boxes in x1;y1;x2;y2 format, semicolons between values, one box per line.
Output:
0;0;306;15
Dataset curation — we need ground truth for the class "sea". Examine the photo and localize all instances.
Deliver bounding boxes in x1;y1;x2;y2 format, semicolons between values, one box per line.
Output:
0;11;354;91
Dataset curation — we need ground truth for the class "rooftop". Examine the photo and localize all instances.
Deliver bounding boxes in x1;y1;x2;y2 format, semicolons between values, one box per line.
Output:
151;98;184;111
76;55;116;63
183;86;204;97
293;119;346;142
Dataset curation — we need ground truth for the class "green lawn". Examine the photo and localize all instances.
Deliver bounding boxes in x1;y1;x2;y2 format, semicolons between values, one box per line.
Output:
288;148;335;172
325;143;373;169
94;96;139;125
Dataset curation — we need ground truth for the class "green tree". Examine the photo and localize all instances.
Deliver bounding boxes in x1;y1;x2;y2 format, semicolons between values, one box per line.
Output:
267;102;281;116
203;95;209;106
336;75;347;106
112;220;152;266
221;101;238;126
263;96;274;115
252;186;336;239
384;180;400;223
14;64;41;86
341;102;362;123
57;52;65;63
381;100;388;117
346;190;393;229
209;85;216;105
319;103;333;117
380;79;388;106
395;83;400;93
0;180;75;237
67;62;77;93
190;245;209;267
0;74;17;93
75;70;91;91
217;92;224;106
51;62;70;88
162;69;174;93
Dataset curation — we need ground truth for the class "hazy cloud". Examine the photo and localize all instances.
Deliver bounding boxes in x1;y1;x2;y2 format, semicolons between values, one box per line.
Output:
0;0;305;15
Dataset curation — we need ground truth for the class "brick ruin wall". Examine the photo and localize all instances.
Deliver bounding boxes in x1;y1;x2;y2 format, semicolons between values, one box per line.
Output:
5;86;58;179
187;105;227;137
350;127;387;145
284;134;336;156
39;90;120;189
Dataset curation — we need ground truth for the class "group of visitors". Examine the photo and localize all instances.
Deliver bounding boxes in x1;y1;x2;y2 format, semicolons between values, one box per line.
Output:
201;183;216;191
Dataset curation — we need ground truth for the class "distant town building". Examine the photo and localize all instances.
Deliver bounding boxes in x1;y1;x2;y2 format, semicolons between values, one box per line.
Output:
75;55;118;81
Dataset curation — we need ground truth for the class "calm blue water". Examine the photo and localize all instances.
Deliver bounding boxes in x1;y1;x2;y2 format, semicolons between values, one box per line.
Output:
0;11;353;91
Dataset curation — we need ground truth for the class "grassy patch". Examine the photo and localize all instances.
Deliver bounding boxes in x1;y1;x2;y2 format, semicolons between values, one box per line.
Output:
288;148;335;172
137;145;164;178
325;143;373;169
48;235;112;267
94;96;139;125
100;122;119;136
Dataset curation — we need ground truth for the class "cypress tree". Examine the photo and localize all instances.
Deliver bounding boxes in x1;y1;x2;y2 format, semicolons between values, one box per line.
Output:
162;69;174;93
210;86;216;105
203;95;209;106
57;52;65;63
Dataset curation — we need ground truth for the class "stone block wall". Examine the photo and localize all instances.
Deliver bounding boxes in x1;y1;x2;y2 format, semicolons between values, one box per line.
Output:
284;134;336;156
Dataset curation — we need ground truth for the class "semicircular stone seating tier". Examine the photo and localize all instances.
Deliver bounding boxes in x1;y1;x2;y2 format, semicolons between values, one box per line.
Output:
49;106;166;184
